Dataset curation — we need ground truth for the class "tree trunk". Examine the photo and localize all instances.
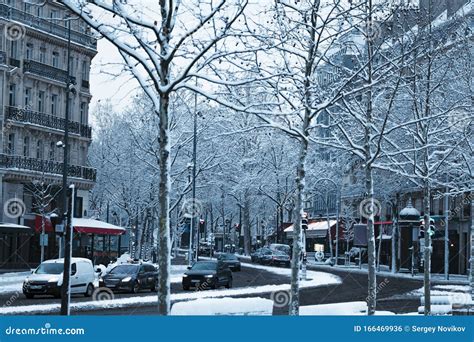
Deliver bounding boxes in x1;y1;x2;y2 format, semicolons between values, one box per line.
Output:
157;92;171;315
470;195;474;303
423;182;431;315
289;137;308;316
365;165;377;315
243;195;251;255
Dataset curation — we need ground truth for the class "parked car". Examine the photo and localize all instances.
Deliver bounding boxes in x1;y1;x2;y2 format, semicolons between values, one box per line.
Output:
217;253;241;271
251;247;271;263
269;243;291;258
267;251;291;267
259;250;290;267
250;249;262;263
23;258;96;299
100;263;158;293
256;248;272;264
182;261;232;290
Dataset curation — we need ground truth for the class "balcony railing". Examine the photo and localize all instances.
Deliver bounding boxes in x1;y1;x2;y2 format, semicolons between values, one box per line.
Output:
0;154;97;182
8;58;20;67
5;106;92;139
23;59;76;84
0;4;97;49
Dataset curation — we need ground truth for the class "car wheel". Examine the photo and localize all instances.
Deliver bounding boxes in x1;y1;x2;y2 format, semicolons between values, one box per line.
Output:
84;283;94;297
226;278;233;289
25;293;34;299
237;266;241;272
131;281;140;294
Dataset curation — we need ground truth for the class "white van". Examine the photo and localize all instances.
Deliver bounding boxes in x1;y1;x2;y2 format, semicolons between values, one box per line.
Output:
23;258;97;299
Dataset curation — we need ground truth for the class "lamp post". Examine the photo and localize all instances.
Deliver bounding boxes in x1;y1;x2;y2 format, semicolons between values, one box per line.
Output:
60;16;75;317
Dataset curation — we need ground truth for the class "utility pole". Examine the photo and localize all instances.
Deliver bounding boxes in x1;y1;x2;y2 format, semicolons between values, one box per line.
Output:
60;18;73;316
444;175;449;280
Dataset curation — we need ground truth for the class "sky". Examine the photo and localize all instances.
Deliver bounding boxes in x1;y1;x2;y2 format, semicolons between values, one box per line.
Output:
89;39;139;113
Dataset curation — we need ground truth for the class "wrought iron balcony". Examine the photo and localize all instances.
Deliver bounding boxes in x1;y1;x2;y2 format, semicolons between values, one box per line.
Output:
0;154;96;182
0;4;97;50
5;106;92;139
23;59;75;84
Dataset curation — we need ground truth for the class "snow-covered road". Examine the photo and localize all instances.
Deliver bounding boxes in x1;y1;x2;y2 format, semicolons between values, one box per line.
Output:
0;263;341;315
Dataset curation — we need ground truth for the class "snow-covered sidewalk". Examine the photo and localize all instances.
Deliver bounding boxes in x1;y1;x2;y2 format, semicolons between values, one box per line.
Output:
0;271;31;294
307;261;469;285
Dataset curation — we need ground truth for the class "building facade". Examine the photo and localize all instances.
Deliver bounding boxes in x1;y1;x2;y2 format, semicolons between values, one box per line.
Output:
0;0;97;268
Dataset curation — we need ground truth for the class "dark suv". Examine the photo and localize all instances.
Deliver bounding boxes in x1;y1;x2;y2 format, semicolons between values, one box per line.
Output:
182;261;232;290
100;263;158;293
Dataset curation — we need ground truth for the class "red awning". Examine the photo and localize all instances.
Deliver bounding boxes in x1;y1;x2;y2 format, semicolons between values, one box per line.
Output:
34;216;126;235
374;221;393;225
72;218;126;235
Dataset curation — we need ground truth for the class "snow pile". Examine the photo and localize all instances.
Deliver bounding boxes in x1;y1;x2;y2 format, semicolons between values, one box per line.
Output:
171;297;273;315
300;301;396;316
105;253;133;274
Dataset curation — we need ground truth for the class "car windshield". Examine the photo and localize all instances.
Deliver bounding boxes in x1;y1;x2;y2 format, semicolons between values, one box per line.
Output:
273;251;287;256
35;262;64;275
191;262;217;270
109;264;139;275
218;254;237;261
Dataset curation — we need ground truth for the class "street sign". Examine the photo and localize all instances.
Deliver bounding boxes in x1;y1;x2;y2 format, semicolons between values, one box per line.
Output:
353;224;368;247
55;224;64;233
40;234;48;247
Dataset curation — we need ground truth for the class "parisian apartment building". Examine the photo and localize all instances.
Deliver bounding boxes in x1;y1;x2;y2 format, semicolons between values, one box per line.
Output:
0;0;97;258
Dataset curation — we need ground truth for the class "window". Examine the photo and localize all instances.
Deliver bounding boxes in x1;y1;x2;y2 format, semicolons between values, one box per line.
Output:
24;88;31;108
38;91;45;112
10;40;17;59
69;56;75;74
36;5;43;18
49;141;55;161
26;43;33;60
80;102;87;124
36;140;43;159
7;133;15;155
51;94;58;115
52;52;60;68
39;48;46;64
24;2;32;14
74;196;83;218
8;84;16;106
23;136;30;157
81;60;88;80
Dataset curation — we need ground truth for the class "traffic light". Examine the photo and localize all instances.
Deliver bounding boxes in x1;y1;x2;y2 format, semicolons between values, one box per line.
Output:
302;217;308;231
